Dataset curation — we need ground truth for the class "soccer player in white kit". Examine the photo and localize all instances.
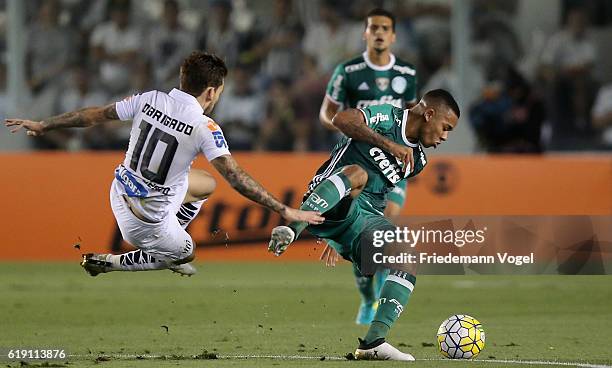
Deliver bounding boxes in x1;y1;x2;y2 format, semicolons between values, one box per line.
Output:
6;52;324;276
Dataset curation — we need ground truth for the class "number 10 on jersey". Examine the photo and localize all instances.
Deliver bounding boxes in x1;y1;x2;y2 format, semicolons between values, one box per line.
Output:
130;120;178;185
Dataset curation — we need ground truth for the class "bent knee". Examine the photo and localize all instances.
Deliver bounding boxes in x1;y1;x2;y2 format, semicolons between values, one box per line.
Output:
188;170;217;201
341;164;368;187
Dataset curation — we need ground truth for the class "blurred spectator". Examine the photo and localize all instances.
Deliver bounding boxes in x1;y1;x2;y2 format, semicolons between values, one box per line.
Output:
256;79;296;151
245;0;304;82
591;83;612;147
422;49;458;96
214;64;266;150
386;2;419;65
470;68;544;153
302;0;361;73
540;7;598;148
471;0;522;81
90;0;143;94
82;62;156;150
199;0;240;69
26;0;73;119
401;1;451;83
148;0;195;91
290;55;330;151
58;65;108;150
0;63;6;124
60;66;108;113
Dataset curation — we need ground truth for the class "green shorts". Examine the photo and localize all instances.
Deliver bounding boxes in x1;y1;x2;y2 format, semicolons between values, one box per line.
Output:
307;195;395;270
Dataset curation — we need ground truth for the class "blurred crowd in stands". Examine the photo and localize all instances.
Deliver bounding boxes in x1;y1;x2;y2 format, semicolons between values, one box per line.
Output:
1;0;611;152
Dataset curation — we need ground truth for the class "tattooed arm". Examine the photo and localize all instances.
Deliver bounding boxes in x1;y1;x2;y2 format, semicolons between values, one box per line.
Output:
211;154;324;224
4;103;119;136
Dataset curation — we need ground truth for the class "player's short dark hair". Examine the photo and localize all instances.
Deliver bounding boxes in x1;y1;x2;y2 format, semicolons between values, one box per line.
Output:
423;89;460;118
180;51;228;97
365;8;395;32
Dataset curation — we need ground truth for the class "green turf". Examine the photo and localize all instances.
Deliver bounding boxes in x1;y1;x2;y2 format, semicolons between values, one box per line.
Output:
1;262;611;367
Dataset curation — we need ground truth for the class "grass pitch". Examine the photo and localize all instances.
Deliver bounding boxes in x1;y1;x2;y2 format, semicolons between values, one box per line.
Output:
1;261;611;367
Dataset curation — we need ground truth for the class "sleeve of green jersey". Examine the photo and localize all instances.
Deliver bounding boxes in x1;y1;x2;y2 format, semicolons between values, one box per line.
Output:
359;104;397;132
326;64;347;106
405;74;418;105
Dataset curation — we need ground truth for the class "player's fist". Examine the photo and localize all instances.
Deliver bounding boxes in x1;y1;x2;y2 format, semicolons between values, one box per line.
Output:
280;207;325;225
5;119;46;136
387;142;414;176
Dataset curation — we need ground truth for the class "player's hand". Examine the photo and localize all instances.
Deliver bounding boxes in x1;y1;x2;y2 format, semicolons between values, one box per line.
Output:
319;243;339;267
387;142;414;176
280;207;325;225
5;119;46;136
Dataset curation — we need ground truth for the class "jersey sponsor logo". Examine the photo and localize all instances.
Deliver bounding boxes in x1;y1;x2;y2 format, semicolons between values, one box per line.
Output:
392;65;416;76
331;74;344;100
369;147;402;184
357;95;402;108
376;77;389;91
369;112;390;124
344;62;366;73
207;121;228;148
358;82;369;90
115;166;149;198
142;103;193;136
391;76;407;94
308;193;329;209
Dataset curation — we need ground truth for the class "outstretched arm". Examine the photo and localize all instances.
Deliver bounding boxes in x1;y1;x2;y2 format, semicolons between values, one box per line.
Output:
211;154;324;224
332;108;414;173
5;103;119;136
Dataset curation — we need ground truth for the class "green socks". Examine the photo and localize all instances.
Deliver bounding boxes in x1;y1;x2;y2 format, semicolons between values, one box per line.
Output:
364;270;416;344
289;172;352;236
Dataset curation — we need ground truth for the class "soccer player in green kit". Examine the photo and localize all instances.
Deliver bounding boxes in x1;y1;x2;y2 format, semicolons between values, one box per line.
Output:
319;8;418;325
268;89;459;360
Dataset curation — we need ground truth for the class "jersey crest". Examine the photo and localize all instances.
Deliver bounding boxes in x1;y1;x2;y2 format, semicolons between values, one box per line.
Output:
376;77;389;91
391;76;407;94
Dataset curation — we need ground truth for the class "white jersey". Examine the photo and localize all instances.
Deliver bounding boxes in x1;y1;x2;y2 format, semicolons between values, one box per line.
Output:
113;88;230;222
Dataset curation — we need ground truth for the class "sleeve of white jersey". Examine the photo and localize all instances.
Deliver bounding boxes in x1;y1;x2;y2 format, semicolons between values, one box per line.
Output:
115;91;156;121
198;119;231;161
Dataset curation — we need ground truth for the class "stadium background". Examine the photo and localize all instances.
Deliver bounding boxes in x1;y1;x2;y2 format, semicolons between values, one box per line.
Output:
1;0;611;262
1;1;612;367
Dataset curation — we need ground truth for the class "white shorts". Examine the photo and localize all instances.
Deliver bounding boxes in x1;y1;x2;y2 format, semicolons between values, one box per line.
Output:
110;180;194;261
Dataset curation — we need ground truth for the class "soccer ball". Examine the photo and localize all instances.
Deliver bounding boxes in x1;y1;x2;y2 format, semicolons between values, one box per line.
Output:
436;314;485;359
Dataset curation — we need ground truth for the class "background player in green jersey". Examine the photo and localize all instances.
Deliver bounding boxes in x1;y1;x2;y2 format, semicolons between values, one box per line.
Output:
269;89;460;361
319;8;419;324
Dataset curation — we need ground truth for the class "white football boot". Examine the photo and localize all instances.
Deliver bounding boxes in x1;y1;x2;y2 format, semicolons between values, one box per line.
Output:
168;262;197;276
354;338;415;361
268;226;296;256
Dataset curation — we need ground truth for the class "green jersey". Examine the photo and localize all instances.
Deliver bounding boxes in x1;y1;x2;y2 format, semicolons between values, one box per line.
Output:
306;104;427;215
326;52;417;109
